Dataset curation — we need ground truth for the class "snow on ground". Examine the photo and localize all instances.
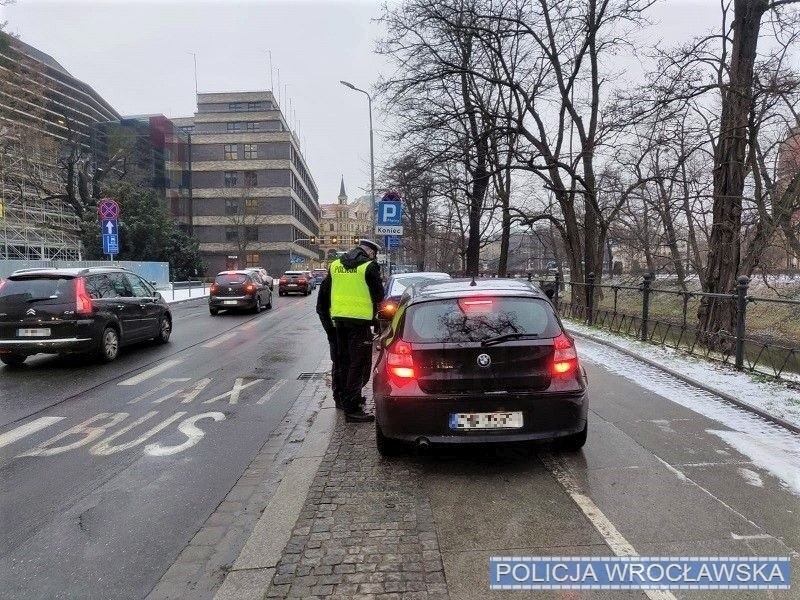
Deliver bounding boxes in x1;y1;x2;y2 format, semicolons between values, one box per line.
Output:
566;321;800;429
572;335;800;495
157;285;210;304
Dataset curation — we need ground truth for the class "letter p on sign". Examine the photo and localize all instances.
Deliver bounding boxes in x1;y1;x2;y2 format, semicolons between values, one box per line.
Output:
378;200;402;226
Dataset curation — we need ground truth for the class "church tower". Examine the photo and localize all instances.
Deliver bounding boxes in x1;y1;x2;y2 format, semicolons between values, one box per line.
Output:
338;176;348;205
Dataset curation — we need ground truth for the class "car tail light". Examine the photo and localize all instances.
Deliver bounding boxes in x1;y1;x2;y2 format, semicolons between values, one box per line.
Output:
297;277;307;284
458;297;493;313
386;339;415;384
279;277;288;283
210;283;218;293
0;279;6;292
245;283;256;294
552;334;578;376
75;277;93;315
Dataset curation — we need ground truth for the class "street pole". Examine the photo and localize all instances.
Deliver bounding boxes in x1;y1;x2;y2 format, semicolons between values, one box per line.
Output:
340;80;375;235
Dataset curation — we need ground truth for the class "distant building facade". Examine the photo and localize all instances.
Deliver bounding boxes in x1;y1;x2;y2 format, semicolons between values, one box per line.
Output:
175;91;319;274
318;178;372;261
0;35;120;260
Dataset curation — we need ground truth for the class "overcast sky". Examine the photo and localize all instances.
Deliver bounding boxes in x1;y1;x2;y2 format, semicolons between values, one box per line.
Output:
2;0;725;204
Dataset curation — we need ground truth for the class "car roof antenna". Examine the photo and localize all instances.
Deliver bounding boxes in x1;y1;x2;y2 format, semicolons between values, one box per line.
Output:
470;275;477;287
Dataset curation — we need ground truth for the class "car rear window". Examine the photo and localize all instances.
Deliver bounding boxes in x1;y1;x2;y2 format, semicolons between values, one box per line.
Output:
388;275;447;297
402;296;561;343
0;276;74;302
215;274;249;284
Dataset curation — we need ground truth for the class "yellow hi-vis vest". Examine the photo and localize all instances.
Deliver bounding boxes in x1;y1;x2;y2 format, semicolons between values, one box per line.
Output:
330;259;373;320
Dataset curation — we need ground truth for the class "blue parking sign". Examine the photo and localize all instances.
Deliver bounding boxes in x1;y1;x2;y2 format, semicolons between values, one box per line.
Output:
385;235;401;250
377;200;402;226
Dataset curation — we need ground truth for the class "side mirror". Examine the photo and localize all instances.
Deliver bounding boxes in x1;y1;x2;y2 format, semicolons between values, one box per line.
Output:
154;291;163;301
545;287;555;300
150;281;158;287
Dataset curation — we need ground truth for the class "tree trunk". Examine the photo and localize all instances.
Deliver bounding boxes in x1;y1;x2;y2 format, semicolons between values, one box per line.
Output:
699;0;767;336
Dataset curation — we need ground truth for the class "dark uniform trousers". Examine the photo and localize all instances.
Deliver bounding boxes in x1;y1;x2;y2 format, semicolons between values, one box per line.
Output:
334;320;373;411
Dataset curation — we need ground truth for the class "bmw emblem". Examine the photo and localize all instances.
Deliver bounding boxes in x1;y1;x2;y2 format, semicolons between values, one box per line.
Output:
477;353;491;368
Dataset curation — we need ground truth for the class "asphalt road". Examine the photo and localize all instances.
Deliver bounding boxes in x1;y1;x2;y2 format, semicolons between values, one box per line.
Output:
0;292;329;600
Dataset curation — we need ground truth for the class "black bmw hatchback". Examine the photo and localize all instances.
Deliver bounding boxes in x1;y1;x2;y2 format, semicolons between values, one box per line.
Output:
0;267;172;366
372;278;588;455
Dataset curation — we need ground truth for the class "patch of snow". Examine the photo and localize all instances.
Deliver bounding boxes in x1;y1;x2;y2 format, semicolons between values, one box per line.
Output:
573;337;800;496
736;467;764;488
157;286;210;304
567;322;800;429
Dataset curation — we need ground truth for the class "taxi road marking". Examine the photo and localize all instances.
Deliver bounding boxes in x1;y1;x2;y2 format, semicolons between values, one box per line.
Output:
202;377;263;405
118;359;183;386
128;378;190;404
201;331;237;348
540;452;677;600
0;417;65;449
256;379;288;405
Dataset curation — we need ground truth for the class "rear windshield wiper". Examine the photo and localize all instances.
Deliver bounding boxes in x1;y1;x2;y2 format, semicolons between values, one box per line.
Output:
481;332;540;347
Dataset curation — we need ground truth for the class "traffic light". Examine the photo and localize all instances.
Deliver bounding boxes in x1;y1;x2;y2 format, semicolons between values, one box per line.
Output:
309;235;317;244
331;236;338;245
352;236;358;245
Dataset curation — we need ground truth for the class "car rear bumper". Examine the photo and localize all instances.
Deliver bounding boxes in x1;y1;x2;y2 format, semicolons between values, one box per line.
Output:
209;296;256;308
375;391;588;444
0;337;94;355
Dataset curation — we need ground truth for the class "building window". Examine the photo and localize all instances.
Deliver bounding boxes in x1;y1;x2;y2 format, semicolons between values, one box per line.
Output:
229;102;245;111
246;122;259;131
329;223;334;232
243;171;258;187
245;226;259;241
247;102;261;111
243;144;257;159
245;198;258;214
224;144;238;160
225;199;240;215
224;171;238;187
246;253;260;267
225;227;238;242
227;122;244;132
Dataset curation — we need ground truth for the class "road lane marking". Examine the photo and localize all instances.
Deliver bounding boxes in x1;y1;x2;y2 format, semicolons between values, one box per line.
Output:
256;379;288;405
540;452;677;600
201;331;237;348
0;417;65;449
202;378;264;405
127;378;190;404
118;359;183;386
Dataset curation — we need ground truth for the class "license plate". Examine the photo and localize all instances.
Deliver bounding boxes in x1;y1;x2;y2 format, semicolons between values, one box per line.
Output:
449;411;524;430
223;300;238;305
288;284;297;287
17;328;51;337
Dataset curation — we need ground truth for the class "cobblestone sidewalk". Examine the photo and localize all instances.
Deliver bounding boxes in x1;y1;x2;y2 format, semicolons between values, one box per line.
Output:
263;398;450;600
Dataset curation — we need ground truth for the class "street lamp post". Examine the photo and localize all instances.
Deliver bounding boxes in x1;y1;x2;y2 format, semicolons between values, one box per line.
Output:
339;80;375;233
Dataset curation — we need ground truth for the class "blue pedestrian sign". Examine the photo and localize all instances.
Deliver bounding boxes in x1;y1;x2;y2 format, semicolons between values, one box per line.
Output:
101;219;118;236
102;234;119;255
377;200;402;226
385;235;401;250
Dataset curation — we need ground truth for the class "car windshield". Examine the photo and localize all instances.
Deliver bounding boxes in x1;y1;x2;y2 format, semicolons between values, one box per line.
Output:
402;296;561;343
388;275;449;297
0;276;74;301
215;274;249;285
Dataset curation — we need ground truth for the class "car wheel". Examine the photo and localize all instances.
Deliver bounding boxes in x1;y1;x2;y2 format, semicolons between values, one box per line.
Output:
96;327;120;363
279;291;285;297
376;421;403;457
266;293;273;310
252;296;262;314
558;422;587;452
209;307;219;316
155;315;171;344
0;353;27;366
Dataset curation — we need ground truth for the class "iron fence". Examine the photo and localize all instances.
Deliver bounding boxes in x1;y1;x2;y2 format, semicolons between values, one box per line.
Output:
543;272;800;384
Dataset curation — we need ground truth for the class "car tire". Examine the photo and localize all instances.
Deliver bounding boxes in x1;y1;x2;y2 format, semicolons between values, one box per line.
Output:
252;296;262;314
96;326;120;363
266;293;273;310
558;422;587;452
209;308;219;316
376;421;403;457
279;291;285;297
155;315;171;344
0;353;27;366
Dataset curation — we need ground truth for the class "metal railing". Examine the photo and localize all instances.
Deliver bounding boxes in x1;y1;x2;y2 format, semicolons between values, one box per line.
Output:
543;272;800;384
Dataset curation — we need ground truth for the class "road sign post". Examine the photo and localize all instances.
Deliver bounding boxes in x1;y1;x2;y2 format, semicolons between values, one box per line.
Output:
377;195;403;276
98;199;120;261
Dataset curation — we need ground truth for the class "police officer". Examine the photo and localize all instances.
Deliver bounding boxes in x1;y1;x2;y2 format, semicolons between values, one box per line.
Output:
317;239;384;422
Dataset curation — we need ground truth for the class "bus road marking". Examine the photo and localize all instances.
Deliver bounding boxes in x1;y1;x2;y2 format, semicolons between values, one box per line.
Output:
0;417;65;449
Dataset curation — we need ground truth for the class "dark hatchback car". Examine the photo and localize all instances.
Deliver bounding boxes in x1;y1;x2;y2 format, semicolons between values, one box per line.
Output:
278;271;312;296
372;279;588;455
209;271;273;315
0;267;172;366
